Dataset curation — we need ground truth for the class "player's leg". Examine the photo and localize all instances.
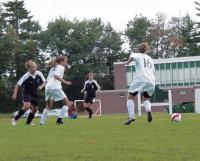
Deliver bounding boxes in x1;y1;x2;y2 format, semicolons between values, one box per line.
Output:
56;90;71;124
12;93;31;126
25;105;37;125
84;96;92;118
141;83;155;122
124;80;142;125
26;97;39;125
40;89;54;125
87;101;93;119
40;99;53;125
142;92;153;122
124;92;137;125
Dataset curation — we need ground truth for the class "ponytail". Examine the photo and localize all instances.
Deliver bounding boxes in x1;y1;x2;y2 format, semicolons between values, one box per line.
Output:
47;58;56;68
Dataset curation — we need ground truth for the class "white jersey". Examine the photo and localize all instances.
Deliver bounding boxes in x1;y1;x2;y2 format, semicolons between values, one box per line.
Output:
130;53;155;85
45;64;65;89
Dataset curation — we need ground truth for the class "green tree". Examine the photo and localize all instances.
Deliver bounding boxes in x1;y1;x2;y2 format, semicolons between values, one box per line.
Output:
179;14;198;56
3;0;32;37
0;0;43;112
125;15;152;51
3;0;42;80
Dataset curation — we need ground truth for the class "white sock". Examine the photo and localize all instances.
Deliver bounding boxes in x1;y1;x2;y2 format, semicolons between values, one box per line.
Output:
59;106;68;118
40;108;49;124
143;100;151;112
127;100;135;118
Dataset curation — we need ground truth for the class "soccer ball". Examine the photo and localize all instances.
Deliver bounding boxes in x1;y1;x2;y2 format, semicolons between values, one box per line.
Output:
72;113;77;119
68;113;77;119
171;113;182;122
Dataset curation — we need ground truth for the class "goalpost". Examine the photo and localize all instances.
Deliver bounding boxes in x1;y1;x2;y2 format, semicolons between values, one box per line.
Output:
74;99;102;117
195;89;200;113
137;90;173;116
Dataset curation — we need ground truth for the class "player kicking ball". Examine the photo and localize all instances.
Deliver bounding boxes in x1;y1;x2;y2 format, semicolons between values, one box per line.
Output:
124;43;155;125
40;56;72;125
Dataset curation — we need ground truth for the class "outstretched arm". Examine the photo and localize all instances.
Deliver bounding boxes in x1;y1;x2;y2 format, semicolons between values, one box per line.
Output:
125;57;134;65
54;75;72;85
12;84;19;100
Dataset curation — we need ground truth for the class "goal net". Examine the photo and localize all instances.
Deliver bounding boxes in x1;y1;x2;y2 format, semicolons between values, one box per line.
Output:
74;99;102;117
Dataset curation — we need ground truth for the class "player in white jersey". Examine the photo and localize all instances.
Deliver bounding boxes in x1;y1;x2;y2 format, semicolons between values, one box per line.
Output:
40;56;72;125
124;43;155;125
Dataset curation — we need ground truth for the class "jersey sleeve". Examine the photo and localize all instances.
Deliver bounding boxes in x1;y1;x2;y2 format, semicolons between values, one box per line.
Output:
17;73;29;86
54;65;65;77
130;53;139;61
94;80;100;91
37;71;46;82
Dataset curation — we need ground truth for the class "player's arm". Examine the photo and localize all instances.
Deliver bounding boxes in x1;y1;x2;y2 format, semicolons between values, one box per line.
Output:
125;57;133;65
94;81;100;91
54;75;71;85
38;71;47;90
12;84;19;100
53;66;71;85
81;82;86;93
125;53;138;65
38;81;46;90
11;73;28;100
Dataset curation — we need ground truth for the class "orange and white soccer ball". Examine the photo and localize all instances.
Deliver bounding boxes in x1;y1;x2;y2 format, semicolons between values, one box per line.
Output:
171;113;182;122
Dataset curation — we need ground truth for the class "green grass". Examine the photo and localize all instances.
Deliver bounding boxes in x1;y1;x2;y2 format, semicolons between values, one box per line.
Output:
0;113;200;161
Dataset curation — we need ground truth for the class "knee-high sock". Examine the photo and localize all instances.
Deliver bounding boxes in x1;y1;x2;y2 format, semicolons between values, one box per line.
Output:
40;108;49;124
127;100;135;118
58;106;68;119
26;112;35;124
143;100;151;112
14;109;26;121
85;108;89;112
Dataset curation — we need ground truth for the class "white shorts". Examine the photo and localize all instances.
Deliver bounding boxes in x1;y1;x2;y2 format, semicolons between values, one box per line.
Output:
45;88;66;102
128;78;155;97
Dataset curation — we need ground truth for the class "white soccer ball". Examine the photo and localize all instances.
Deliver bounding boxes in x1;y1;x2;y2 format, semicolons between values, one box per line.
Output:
171;113;182;122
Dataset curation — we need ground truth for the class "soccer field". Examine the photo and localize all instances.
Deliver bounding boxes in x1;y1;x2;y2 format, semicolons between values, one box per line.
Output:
0;113;200;161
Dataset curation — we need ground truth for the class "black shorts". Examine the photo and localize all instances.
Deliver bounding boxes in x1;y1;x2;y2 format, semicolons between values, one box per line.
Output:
85;95;95;104
129;91;150;98
22;92;39;106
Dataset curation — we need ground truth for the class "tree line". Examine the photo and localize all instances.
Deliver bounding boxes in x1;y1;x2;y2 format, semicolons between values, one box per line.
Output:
0;0;200;112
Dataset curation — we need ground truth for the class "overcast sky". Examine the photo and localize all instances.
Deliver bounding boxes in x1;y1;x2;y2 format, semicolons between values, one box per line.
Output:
3;0;198;31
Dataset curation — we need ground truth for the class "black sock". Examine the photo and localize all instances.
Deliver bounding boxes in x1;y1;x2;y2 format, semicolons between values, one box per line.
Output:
26;112;35;124
56;117;62;123
86;108;90;113
89;109;93;118
15;109;26;121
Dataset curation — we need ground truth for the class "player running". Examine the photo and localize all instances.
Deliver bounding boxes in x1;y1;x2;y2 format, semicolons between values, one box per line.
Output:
11;60;46;126
40;56;72;125
81;72;100;119
124;43;155;125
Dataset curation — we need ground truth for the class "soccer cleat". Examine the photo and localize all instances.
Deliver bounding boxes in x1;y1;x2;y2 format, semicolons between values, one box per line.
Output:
147;111;153;122
11;118;16;126
124;117;136;125
56;120;64;125
39;122;45;125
